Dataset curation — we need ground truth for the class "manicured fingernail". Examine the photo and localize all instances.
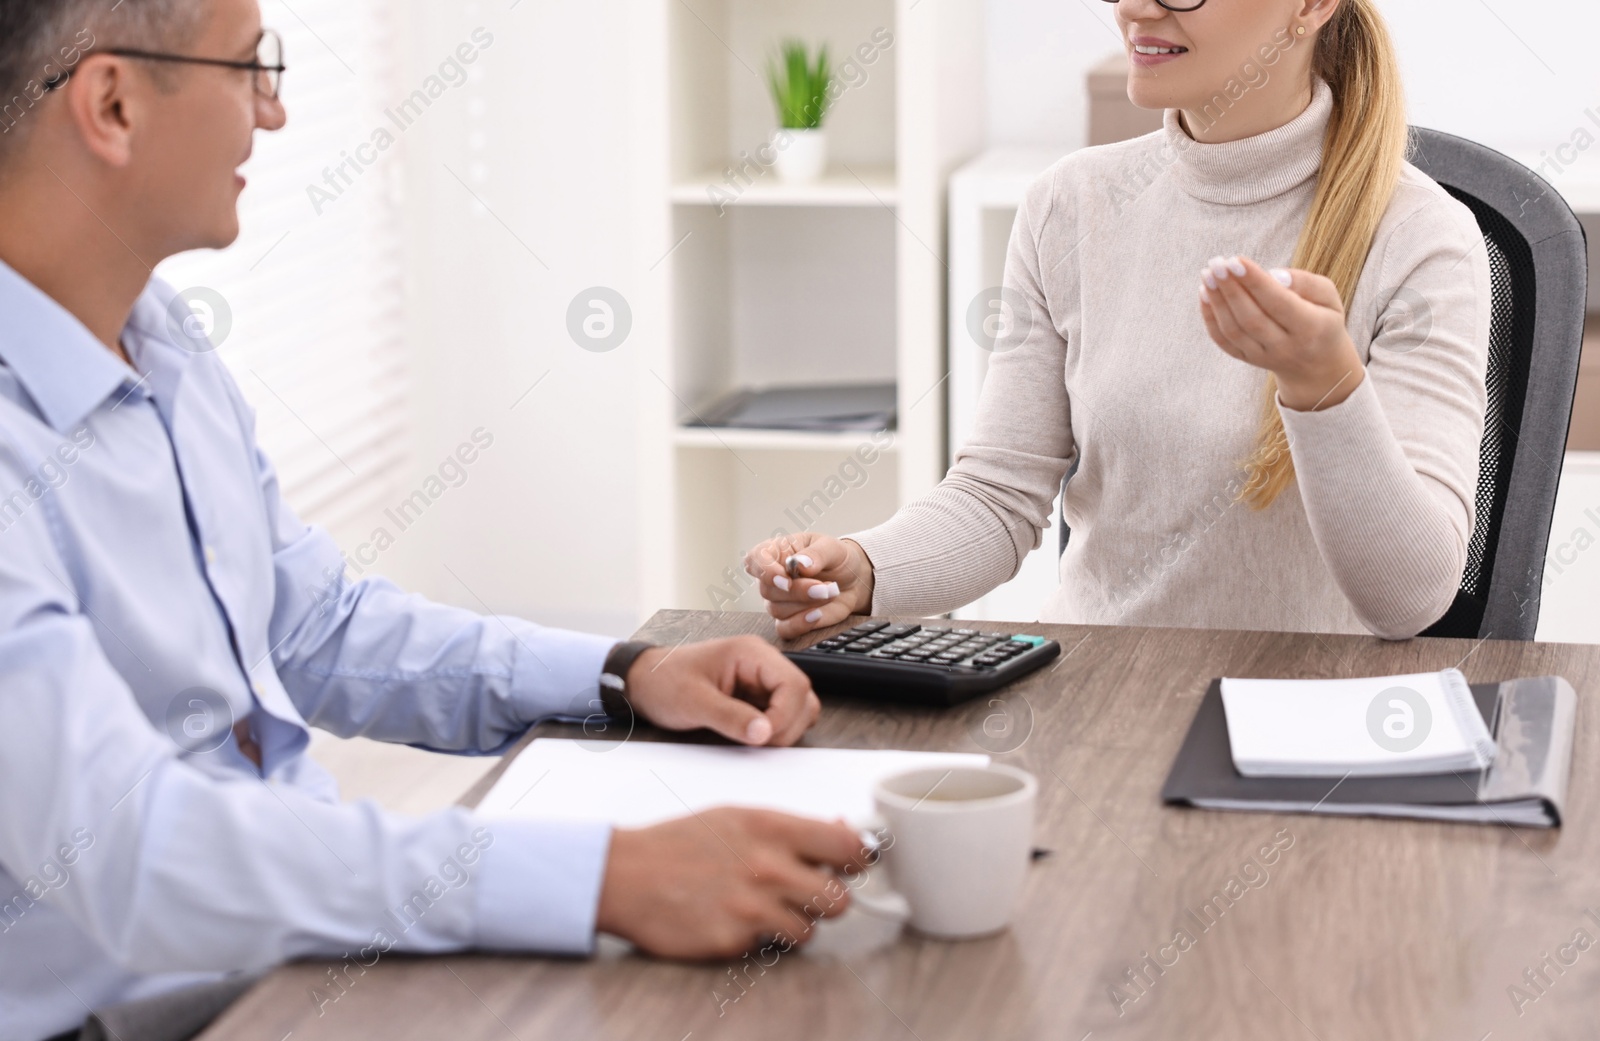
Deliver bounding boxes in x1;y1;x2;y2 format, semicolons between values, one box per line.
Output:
794;554;814;569
1200;285;1211;303
1202;268;1217;290
809;582;840;600
1270;268;1293;286
774;576;791;592
805;608;823;623
746;716;773;744
1208;256;1231;281
1227;256;1247;277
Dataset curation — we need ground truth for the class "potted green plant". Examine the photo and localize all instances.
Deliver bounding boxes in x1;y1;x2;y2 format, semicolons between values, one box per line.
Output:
767;40;833;184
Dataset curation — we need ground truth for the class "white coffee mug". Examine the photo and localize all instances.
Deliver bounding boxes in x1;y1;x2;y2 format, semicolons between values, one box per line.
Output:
869;763;1037;939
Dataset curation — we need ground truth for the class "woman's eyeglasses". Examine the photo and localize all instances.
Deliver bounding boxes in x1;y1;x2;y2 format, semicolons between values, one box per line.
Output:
1099;0;1208;11
46;28;287;99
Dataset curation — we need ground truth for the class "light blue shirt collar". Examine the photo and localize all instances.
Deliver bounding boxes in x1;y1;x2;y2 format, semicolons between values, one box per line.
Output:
0;256;183;433
124;281;198;422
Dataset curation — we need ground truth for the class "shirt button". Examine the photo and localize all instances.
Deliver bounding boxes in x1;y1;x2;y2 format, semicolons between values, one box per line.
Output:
204;546;217;565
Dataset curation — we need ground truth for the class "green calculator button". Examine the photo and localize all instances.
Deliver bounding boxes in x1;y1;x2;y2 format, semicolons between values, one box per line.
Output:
1011;635;1046;647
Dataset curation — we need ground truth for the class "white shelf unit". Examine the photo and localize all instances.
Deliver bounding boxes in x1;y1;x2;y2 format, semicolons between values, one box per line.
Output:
946;147;1069;623
1538;451;1600;645
671;426;895;452
669;166;899;208
633;0;986;614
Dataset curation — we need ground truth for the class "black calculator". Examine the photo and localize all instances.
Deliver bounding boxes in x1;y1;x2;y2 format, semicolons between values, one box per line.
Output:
784;621;1061;707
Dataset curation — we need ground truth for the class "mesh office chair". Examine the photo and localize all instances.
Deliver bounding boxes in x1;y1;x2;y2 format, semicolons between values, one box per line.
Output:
1410;128;1587;639
1059;127;1589;641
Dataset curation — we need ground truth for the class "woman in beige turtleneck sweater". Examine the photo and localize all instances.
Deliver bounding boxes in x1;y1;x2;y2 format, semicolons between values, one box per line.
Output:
746;0;1491;641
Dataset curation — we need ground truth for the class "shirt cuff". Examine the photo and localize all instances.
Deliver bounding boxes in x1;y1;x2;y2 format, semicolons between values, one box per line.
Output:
472;817;613;955
509;626;619;722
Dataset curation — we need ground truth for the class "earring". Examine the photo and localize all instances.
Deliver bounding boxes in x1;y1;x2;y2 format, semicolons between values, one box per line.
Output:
1296;25;1307;35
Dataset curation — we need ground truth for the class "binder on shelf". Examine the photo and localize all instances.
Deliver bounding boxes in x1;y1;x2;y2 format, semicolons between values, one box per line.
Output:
687;382;896;433
1162;675;1578;828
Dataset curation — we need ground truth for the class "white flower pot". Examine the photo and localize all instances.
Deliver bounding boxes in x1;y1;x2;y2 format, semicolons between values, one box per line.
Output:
774;128;828;183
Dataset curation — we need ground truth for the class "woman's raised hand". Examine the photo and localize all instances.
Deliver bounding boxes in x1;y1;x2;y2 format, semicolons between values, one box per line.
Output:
744;533;875;639
1198;254;1366;412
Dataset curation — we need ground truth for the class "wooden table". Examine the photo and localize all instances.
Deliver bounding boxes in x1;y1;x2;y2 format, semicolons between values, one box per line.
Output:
202;611;1600;1041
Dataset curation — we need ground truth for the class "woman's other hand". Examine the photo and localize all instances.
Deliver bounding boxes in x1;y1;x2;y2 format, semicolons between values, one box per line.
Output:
1199;254;1366;412
744;533;875;639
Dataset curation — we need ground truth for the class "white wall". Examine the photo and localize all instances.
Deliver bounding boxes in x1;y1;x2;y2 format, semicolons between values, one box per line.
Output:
983;0;1112;148
380;0;643;639
985;0;1600;153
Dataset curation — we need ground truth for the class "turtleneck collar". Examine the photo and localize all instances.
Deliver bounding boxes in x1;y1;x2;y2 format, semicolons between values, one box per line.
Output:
1162;76;1333;206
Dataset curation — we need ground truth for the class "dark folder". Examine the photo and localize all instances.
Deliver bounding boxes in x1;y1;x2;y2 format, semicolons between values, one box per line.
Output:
1161;676;1577;828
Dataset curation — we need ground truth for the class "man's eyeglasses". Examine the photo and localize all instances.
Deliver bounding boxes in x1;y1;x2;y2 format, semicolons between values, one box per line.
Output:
1099;0;1208;10
45;28;286;99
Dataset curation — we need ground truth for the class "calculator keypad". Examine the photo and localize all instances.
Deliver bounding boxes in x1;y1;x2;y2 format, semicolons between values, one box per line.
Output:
807;623;1044;672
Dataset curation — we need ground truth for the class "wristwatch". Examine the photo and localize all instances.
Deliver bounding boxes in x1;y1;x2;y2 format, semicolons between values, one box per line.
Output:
597;640;656;722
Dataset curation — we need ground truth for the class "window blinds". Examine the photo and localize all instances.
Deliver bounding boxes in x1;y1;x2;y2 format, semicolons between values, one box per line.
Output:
156;0;409;536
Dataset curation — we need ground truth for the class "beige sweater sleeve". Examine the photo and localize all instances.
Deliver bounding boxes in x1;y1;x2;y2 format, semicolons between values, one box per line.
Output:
848;171;1076;617
1277;183;1492;639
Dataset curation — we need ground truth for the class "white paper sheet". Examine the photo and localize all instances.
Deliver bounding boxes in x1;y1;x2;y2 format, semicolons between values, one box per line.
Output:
1219;668;1496;778
475;739;990;828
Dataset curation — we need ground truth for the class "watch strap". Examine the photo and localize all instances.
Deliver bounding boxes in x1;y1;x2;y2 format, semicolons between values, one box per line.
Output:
598;640;656;720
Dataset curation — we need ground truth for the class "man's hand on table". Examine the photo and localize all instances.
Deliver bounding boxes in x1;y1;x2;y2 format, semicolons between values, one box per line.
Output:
597;808;868;959
624;635;822;747
594;636;859;958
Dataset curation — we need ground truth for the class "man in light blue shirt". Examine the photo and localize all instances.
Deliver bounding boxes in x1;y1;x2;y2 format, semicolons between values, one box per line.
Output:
0;2;864;1038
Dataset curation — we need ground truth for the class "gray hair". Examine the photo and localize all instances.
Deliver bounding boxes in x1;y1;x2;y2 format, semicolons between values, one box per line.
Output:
0;0;206;145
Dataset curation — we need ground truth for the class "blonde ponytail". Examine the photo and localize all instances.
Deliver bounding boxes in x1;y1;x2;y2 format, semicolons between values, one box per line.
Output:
1235;0;1409;509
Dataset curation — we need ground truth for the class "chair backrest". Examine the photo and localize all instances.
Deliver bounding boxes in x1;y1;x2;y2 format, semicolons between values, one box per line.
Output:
1409;128;1587;640
1059;127;1588;641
